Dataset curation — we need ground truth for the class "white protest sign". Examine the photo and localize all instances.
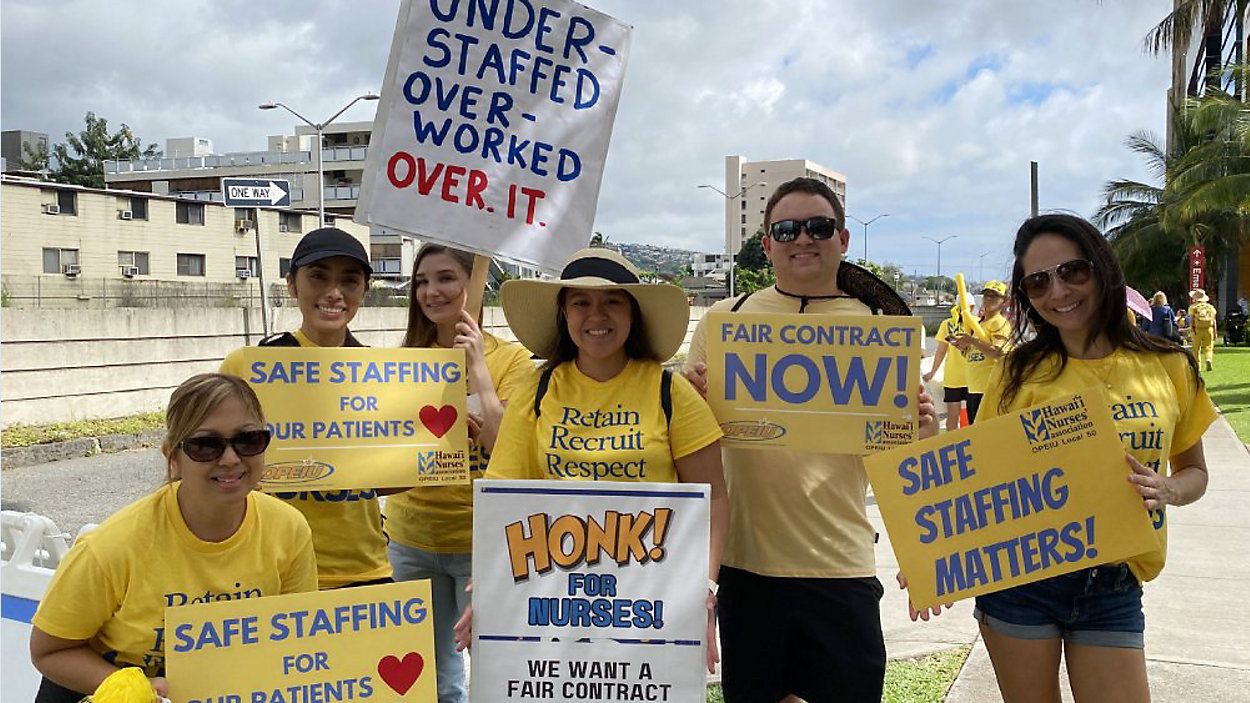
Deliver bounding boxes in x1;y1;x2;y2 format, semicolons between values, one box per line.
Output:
358;0;632;271
471;480;709;703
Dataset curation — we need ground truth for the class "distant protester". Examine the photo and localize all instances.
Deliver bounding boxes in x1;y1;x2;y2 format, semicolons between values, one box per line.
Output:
1145;291;1178;342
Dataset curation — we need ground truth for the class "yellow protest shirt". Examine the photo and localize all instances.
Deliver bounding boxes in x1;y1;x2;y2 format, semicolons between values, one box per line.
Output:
979;348;1217;582
934;317;968;388
220;329;393;589
32;483;316;677
384;335;536;553
1190;302;1217;329
687;286;880;578
963;313;1012;394
486;358;722;483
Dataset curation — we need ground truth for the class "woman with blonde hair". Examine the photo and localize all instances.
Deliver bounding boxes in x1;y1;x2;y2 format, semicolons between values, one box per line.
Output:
29;373;317;702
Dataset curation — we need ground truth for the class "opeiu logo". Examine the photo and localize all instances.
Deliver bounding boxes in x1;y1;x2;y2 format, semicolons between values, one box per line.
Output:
720;421;786;442
263;460;335;486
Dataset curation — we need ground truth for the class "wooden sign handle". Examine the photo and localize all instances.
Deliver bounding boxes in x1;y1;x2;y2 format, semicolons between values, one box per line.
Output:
464;254;491;320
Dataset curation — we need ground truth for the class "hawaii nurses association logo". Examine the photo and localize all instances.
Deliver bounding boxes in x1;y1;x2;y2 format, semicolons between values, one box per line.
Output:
415;449;468;484
1019;396;1093;446
864;420;913;451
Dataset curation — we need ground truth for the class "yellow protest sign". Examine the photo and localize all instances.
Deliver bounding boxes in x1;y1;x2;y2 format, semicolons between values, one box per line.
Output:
705;312;923;454
226;347;469;489
864;388;1158;610
166;580;436;702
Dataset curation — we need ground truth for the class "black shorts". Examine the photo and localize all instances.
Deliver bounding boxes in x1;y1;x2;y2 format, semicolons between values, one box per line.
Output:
966;392;984;423
35;677;88;703
717;566;886;702
943;386;969;403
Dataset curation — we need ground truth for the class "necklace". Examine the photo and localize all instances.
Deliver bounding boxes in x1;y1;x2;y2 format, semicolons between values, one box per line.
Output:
1080;351;1120;390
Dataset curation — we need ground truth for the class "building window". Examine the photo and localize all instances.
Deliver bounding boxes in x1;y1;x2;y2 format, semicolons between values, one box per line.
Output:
117;251;150;275
741;227;746;237
740;200;746;210
279;212;302;233
129;197;149;220
42;247;79;273
741;214;747;224
234;207;257;230
56;190;77;215
235;256;259;277
176;201;205;225
177;253;206;276
279;257;292;277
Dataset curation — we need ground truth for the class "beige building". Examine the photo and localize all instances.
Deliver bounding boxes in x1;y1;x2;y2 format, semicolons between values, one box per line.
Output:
0;175;369;307
721;155;847;255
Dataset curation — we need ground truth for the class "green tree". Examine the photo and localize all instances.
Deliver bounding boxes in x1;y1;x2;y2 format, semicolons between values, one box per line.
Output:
735;267;775;295
49;112;159;188
16;141;50;172
736;229;769;271
589;231;611;248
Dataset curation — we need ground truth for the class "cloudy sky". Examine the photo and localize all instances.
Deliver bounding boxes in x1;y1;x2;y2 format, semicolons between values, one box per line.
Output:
1;0;1174;280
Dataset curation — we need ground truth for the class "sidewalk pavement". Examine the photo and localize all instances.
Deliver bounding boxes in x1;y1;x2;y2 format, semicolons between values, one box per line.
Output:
894;414;1250;702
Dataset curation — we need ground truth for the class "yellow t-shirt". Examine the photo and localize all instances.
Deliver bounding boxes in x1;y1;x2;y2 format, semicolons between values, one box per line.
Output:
486;358;723;483
934;317;968;389
384;335;536;553
979;348;1217;583
1190;302;1217;328
220;329;392;589
687;286;884;578
32;483;316;677
964;313;1012;394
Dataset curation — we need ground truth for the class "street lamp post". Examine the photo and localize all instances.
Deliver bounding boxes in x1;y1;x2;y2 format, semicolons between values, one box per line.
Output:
923;235;957;300
847;213;890;263
978;250;992;284
698;182;767;297
259;93;380;227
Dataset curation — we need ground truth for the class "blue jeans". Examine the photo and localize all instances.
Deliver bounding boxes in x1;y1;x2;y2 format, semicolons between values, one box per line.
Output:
974;564;1145;648
388;542;472;703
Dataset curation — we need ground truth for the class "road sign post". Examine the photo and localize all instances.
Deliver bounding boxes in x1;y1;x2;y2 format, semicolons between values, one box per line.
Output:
222;178;293;338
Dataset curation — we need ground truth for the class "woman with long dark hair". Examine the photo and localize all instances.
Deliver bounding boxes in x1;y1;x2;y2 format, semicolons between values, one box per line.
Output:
974;214;1216;702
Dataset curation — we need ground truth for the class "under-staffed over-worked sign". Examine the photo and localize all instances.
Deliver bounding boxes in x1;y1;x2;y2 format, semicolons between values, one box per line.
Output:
705;312;923;454
471;480;710;703
864;388;1158;611
220;347;469;489
222;178;292;207
166;581;437;702
357;0;632;272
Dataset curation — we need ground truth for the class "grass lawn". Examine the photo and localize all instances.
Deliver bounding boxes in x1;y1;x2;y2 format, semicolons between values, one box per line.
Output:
1200;344;1250;444
0;412;164;448
706;645;972;703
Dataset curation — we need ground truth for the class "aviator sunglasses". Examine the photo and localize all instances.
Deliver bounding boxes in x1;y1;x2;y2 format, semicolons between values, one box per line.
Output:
180;429;272;463
768;217;841;242
1018;259;1094;298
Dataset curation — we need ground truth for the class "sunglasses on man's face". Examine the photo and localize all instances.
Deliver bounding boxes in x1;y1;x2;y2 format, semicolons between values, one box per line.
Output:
180;429;271;463
1019;259;1094;298
768;217;841;242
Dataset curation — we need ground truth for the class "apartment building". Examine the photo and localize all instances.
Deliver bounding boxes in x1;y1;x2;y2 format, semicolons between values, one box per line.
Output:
721;155;847;256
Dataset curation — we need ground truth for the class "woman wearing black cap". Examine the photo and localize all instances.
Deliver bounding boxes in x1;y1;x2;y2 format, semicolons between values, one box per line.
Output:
220;226;394;589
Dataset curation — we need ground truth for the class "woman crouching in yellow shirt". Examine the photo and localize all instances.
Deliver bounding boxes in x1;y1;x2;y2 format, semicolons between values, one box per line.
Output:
455;248;729;673
29;374;317;702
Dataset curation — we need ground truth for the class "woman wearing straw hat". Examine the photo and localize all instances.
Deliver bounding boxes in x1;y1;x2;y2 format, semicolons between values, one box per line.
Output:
462;247;729;673
1189;289;1217;370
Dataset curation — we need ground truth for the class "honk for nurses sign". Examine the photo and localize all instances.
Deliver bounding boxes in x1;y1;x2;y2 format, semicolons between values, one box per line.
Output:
166;581;436;702
358;0;632;272
227;347;468;490
471;480;710;702
864;388;1158;611
706;312;923;454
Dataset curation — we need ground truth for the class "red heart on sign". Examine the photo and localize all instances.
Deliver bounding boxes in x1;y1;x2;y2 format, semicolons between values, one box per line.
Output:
419;404;458;438
377;652;424;695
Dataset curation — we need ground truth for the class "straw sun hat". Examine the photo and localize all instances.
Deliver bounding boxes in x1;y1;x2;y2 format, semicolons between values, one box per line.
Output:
1190;289;1210;303
501;248;690;360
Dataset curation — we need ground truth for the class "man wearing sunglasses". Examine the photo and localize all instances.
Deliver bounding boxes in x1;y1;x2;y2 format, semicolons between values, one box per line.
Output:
683;177;937;703
951;280;1013;423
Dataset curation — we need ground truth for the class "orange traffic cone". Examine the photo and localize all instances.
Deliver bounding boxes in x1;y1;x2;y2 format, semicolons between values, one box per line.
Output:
959;407;970;428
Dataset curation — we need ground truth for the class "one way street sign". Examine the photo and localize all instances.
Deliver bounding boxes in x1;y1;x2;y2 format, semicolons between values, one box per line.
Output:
222;178;291;207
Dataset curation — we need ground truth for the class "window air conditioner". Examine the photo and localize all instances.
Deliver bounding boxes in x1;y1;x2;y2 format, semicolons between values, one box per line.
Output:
279;224;291;233
236;269;253;278
43;204;61;215
119;210;134;220
63;264;81;277
236;219;254;232
121;266;139;278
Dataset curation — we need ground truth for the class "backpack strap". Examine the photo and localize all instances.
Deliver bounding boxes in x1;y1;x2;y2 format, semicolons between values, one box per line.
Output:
533;364;556;418
729;291;755;312
660;369;673;427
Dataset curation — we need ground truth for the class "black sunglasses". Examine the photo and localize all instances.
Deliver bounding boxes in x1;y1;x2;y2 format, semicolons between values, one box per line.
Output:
1019;259;1094;298
768;217;841;242
180;430;272;463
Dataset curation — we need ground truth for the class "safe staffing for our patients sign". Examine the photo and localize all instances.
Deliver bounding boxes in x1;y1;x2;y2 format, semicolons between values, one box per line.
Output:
705;312;923;455
224;347;468;490
864;388;1158;611
470;480;710;703
166;581;436;702
357;0;632;272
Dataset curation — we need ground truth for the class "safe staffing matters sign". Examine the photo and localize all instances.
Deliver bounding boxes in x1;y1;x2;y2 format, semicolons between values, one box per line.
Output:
705;312;923;454
358;0;632;272
863;389;1158;611
470;480;710;703
166;581;437;702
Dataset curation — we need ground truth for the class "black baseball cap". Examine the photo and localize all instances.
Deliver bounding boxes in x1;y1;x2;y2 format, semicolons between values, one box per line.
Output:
290;227;372;275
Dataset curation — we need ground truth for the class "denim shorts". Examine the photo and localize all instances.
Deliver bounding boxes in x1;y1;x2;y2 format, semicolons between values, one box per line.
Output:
974;564;1145;649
